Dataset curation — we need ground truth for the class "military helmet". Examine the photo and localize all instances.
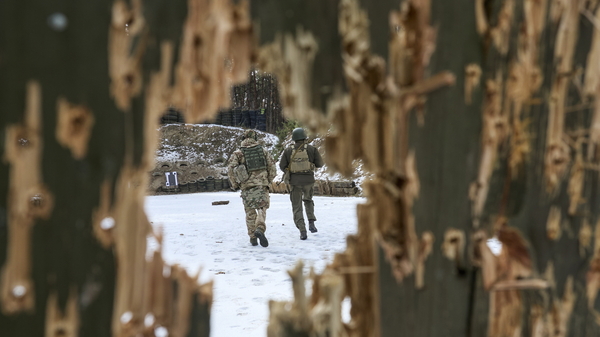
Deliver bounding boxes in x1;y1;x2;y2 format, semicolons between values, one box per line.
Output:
291;128;307;141
243;129;258;140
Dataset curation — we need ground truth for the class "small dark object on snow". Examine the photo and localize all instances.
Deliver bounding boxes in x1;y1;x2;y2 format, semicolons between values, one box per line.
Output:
212;200;230;205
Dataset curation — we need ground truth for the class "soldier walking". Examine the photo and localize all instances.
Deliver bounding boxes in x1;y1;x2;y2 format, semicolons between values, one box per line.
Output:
228;129;277;247
279;128;324;240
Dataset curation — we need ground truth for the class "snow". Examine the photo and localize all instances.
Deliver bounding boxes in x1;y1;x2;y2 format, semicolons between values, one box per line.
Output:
145;191;365;337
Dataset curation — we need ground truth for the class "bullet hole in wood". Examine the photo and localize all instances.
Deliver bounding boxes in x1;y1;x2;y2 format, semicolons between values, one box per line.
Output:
70;116;85;135
30;194;43;207
100;217;115;230
12;285;26;298
47;12;68;31
194;35;202;47
144;313;155;327
18;138;29;147
155;326;169;337
120;311;133;324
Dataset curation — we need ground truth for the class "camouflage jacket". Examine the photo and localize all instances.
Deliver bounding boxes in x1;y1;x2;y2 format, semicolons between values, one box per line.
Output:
227;138;277;191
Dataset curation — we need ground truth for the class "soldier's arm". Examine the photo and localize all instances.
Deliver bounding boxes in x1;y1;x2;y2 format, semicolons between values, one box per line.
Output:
227;151;241;189
265;149;277;183
312;146;325;168
279;148;290;172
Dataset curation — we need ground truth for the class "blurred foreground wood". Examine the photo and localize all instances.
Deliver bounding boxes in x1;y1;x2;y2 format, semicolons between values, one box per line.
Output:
3;0;600;336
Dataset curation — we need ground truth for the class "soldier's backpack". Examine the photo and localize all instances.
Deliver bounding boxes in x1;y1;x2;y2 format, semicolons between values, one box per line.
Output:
241;145;267;172
289;143;314;173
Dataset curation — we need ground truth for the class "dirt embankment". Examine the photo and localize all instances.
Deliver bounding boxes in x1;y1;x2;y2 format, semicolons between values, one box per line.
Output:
149;124;369;196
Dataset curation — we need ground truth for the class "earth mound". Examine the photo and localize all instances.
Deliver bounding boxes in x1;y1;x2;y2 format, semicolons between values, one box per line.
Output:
149;124;370;196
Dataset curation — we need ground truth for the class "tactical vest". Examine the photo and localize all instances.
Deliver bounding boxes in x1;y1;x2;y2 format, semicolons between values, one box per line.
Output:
241;145;267;172
289;144;314;173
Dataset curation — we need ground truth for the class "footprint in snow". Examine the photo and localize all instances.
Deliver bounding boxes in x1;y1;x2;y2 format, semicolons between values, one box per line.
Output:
259;266;280;272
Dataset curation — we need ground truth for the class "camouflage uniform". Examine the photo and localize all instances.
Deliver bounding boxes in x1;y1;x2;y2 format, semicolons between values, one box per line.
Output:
279;137;324;237
227;134;276;245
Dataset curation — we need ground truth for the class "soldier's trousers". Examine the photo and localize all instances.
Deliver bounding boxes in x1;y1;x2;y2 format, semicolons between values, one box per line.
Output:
245;206;267;238
290;184;316;232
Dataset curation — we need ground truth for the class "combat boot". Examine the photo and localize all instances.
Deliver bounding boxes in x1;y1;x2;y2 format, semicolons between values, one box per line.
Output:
254;230;269;247
308;220;318;233
300;231;307;240
250;237;258;246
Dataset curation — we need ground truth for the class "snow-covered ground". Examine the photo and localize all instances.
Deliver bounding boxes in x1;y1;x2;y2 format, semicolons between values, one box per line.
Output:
145;191;365;337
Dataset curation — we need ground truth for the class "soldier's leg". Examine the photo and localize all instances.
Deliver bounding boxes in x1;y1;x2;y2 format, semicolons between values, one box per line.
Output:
302;184;316;221
255;207;267;233
244;204;258;237
290;185;306;232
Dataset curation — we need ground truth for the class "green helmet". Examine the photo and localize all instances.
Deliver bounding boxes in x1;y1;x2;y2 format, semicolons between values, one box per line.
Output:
291;128;307;141
243;129;258;140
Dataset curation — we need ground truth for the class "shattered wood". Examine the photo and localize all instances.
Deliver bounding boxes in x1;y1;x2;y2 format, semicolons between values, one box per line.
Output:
55;98;95;160
486;224;537;335
256;28;325;133
92;180;115;248
267;261;349;337
465;64;482;105
1;81;52;314
105;1;221;335
545;0;580;193
546;206;562;240
416;231;434;289
441;228;465;271
470;73;505;227
109;0;253;124
109;0;145;112
585;6;600;159
45;290;79;337
172;0;254;123
489;0;515;55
